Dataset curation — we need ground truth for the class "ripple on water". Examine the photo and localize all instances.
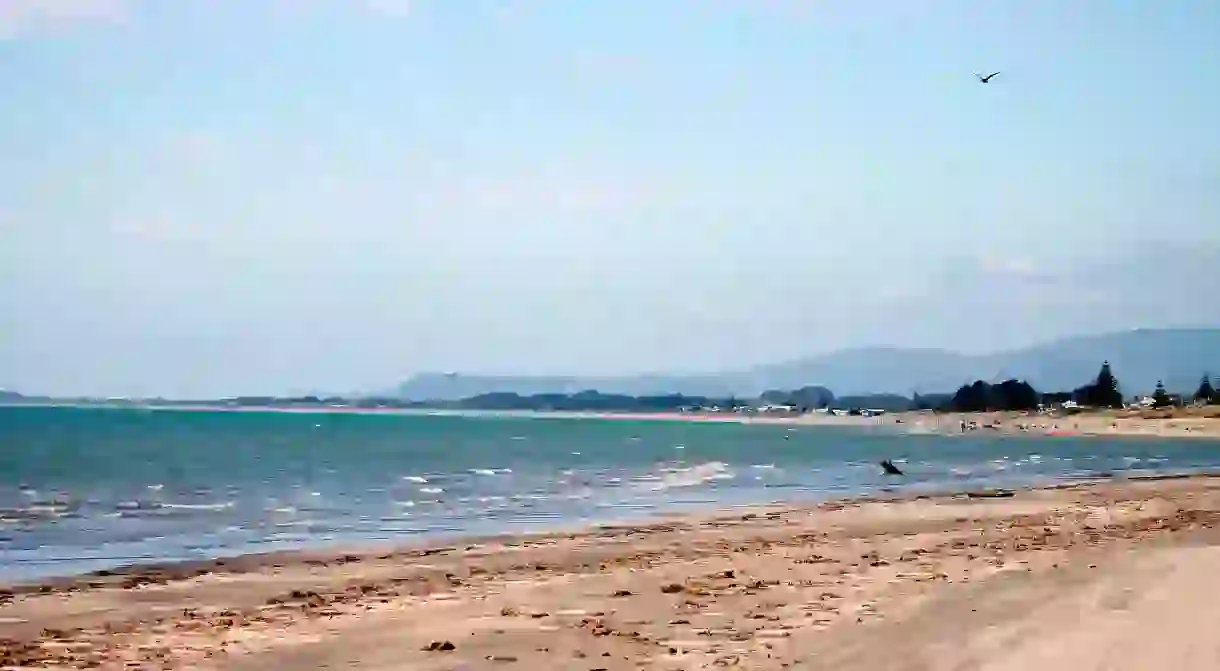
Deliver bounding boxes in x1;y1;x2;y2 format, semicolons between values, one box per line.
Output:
7;406;1220;582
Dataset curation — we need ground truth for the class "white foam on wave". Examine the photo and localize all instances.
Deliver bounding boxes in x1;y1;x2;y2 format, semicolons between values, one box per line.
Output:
650;462;734;491
161;502;234;511
273;520;318;528
419;487;444;494
402;475;429;484
14;505;70;519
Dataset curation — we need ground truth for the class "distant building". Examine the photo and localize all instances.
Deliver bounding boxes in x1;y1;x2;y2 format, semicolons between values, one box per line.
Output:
1131;394;1183;409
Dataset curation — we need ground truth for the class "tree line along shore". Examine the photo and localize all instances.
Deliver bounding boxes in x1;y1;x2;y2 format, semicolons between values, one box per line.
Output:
7;360;1217;417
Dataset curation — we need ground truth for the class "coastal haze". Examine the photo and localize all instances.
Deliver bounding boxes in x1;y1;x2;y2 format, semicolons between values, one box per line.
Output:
397;328;1220;400
2;2;1219;400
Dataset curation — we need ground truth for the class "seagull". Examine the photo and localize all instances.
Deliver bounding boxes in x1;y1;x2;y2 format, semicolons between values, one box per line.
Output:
976;71;1001;84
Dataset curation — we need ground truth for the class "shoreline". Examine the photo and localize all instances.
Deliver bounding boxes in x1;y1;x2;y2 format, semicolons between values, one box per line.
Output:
5;473;1220;669
792;407;1220;440
0;473;1115;592
2;464;1207;590
3;405;1219;588
7;402;1220;439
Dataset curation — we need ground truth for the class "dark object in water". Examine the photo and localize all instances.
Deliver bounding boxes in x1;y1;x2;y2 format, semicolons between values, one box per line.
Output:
880;459;904;476
966;489;1015;499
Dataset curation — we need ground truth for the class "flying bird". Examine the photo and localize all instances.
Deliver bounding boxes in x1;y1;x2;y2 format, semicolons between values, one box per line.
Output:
976;71;1001;84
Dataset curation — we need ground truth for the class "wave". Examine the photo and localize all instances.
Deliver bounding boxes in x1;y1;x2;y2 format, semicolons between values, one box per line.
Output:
160;502;235;511
650;462;735;491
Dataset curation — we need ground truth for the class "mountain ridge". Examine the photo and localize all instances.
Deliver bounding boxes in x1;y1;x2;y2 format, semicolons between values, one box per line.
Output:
394;328;1220;401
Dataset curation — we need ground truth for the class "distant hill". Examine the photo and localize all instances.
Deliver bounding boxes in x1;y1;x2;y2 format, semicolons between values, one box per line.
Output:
980;328;1220;397
394;328;1220;400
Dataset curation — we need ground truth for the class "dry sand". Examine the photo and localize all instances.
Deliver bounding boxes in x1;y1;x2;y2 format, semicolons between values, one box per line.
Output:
793;406;1220;440
5;475;1220;670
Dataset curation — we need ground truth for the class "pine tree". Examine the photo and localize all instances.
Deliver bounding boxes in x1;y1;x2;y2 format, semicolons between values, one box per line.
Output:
1152;380;1172;409
1195;374;1216;404
1090;361;1124;409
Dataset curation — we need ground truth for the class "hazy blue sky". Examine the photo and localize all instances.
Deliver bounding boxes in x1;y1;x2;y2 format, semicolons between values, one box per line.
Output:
2;0;1218;397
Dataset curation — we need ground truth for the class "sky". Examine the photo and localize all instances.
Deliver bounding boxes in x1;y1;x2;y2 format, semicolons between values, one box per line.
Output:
2;0;1219;398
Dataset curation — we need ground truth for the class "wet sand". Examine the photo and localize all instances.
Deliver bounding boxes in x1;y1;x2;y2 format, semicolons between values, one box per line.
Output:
5;475;1220;669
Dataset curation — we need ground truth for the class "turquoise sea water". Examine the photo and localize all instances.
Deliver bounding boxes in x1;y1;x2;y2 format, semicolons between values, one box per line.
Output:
2;405;1219;582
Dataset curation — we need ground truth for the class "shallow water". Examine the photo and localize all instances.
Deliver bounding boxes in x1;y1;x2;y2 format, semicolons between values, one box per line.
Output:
1;405;1218;582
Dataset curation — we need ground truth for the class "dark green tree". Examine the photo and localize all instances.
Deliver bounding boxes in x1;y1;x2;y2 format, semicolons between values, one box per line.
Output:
1195;374;1216;404
993;379;1040;411
1152;381;1172;409
950;381;991;412
949;379;1039;412
1079;361;1124;409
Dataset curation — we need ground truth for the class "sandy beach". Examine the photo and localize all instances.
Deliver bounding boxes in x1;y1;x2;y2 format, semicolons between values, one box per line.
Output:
497;405;1220;441
3;473;1220;670
791;406;1220;440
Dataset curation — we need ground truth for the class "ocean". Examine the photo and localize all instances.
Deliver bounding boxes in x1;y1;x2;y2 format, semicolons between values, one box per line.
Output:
2;405;1219;583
